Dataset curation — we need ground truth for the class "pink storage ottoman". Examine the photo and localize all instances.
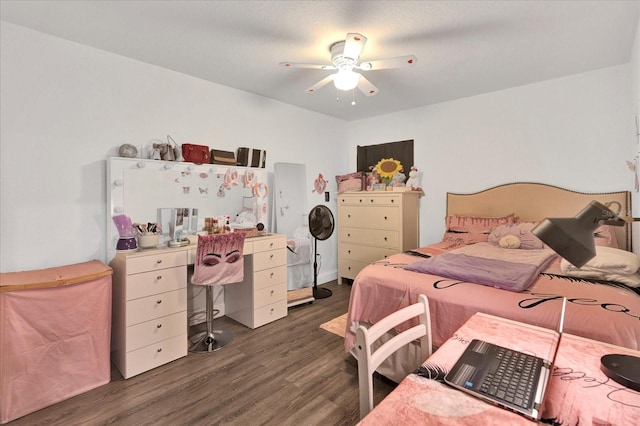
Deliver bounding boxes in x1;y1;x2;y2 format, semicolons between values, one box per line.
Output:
0;260;112;424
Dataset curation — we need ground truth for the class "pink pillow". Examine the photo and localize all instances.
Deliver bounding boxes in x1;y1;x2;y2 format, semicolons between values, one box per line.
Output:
443;214;515;245
594;225;619;248
488;222;545;250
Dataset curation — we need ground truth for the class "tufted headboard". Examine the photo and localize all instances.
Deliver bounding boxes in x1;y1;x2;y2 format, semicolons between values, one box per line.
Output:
446;182;631;251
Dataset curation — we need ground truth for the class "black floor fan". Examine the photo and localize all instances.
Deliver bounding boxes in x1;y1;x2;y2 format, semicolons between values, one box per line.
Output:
308;205;335;299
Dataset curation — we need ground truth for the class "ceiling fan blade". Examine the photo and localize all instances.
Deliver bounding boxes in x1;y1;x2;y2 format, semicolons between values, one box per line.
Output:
306;74;336;94
356;74;378;96
342;33;367;61
280;62;336;70
358;55;417;71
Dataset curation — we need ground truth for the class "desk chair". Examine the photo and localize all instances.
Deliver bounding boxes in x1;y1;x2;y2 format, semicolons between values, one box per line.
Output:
355;294;432;419
189;232;246;353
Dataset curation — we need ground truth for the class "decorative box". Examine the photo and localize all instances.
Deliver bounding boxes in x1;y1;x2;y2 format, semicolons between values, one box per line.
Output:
237;147;266;168
336;172;365;193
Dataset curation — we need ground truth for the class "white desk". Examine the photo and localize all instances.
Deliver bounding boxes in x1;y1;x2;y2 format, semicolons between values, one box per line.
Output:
109;233;287;379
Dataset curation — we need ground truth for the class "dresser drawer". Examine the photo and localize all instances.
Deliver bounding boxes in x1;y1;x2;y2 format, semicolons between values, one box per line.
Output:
125;266;187;300
253;237;285;253
253;265;286;290
253;247;287;271
254;284;287;308
253;301;287;328
338;194;400;206
125;311;187;351
126;251;187;275
339;227;399;248
339;243;399;263
339;259;369;280
125;289;187;326
123;333;187;378
339;206;399;230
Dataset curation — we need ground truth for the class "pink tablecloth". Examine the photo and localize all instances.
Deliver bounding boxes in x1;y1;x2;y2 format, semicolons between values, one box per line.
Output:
359;313;640;425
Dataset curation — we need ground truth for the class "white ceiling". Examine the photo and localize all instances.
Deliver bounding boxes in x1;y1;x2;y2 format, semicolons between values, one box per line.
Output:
1;1;638;121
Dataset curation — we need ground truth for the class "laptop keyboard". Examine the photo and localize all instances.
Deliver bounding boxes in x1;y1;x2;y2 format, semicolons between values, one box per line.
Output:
479;348;542;408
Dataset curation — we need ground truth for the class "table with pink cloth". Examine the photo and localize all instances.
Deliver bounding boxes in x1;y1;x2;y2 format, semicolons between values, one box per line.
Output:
0;260;112;424
359;313;640;425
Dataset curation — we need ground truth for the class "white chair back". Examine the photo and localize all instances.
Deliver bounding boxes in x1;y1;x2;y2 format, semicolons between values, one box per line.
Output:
355;294;432;419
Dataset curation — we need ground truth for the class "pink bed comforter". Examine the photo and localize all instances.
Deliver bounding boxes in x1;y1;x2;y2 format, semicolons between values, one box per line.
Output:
345;245;640;354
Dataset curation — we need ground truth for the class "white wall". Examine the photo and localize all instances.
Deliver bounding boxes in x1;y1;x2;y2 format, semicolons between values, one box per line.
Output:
0;22;347;275
1;20;638;276
347;64;635;246
629;15;640;254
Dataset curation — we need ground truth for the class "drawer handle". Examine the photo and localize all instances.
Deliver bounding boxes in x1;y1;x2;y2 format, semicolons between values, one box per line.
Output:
347;233;351;237
269;243;274;247
384;216;388;220
359;199;363;203
157;348;163;353
370;199;373;203
270;308;274;313
156;299;162;304
270;290;274;295
348;266;351;270
384;237;388;241
391;199;395;203
157;324;162;329
270;272;274;278
157;275;162;280
348;249;351;254
156;259;162;264
270;254;274;259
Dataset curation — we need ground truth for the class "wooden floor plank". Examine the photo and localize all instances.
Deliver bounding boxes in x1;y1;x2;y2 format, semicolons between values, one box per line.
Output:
8;281;396;426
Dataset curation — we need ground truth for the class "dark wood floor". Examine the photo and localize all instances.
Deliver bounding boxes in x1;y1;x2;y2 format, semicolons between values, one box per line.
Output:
9;281;396;425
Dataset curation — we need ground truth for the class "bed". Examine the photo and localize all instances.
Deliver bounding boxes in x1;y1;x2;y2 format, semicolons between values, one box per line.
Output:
344;182;640;382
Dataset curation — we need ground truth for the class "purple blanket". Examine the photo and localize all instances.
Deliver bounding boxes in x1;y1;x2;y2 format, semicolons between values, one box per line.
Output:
404;249;555;292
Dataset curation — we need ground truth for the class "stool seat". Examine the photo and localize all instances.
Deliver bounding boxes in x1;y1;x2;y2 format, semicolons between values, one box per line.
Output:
189;233;246;353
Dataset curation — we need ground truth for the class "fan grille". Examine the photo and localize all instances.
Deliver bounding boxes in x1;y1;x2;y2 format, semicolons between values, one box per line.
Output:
309;205;334;241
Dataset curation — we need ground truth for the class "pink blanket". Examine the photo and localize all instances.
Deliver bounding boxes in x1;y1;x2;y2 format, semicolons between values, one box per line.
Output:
345;247;640;356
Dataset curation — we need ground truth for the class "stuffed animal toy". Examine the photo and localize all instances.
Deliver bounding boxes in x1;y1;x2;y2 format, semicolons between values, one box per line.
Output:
406;166;421;190
391;171;406;187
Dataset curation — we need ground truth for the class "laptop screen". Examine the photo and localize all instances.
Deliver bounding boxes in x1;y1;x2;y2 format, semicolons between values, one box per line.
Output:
545;297;567;366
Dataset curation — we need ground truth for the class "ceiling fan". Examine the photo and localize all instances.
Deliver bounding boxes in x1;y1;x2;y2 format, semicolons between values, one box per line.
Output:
280;33;417;97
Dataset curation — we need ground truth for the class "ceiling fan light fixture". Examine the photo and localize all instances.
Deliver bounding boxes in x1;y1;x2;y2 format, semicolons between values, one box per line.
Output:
333;69;360;91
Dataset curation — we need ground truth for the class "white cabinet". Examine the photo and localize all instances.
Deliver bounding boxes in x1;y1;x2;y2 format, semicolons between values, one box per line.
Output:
225;234;288;328
337;191;421;284
109;234;288;379
110;248;188;379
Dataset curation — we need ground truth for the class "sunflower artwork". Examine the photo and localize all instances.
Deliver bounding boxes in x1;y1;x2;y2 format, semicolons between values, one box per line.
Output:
374;158;404;189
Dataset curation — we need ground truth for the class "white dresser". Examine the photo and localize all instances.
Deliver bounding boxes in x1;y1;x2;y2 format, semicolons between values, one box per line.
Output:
110;247;188;379
109;233;287;379
225;234;288;328
337;191;422;284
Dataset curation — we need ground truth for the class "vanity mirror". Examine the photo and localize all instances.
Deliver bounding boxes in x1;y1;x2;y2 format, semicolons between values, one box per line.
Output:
107;157;268;259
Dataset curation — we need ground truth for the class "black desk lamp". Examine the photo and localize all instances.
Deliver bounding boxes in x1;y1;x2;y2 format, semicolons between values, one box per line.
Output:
531;200;625;268
532;201;639;391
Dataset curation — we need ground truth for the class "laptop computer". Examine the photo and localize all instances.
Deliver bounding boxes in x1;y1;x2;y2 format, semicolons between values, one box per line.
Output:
444;298;566;421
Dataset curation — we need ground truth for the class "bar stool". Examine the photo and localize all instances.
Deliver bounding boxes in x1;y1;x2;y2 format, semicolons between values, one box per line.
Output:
189;232;246;353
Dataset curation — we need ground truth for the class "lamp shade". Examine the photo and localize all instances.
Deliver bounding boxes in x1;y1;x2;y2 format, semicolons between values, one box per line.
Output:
532;200;625;268
333;69;360;91
532;218;596;268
